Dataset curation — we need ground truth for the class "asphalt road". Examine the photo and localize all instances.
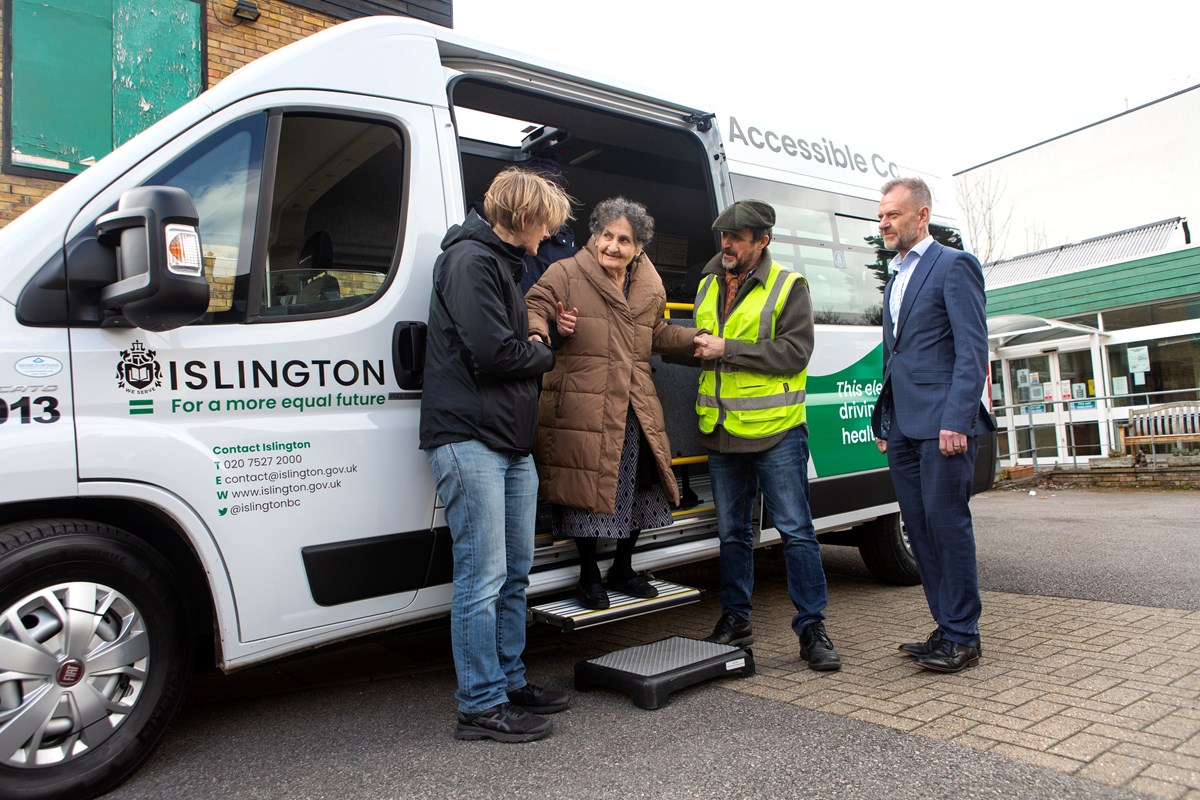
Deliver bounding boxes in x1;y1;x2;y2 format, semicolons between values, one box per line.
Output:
101;487;1197;799
822;486;1200;610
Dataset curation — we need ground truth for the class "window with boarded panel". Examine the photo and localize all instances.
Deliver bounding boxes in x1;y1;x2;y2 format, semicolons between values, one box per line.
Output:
5;0;203;177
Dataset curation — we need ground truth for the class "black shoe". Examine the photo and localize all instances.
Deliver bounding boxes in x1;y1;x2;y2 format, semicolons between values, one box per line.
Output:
606;569;658;598
916;639;980;673
704;611;753;647
899;629;944;658
455;702;552;743
900;630;982;659
508;681;570;714
798;621;842;671
575;580;609;610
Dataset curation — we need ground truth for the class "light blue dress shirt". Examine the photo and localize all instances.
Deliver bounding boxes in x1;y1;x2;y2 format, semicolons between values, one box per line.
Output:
889;235;934;337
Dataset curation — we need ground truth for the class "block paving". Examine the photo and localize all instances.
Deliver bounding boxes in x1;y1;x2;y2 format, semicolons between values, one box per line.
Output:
191;545;1200;799
567;556;1200;800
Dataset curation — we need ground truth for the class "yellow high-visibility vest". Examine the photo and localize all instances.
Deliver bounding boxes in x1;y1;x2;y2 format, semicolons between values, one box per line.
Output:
694;262;807;438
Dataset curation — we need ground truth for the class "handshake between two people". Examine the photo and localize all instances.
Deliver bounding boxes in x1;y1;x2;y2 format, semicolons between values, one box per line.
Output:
692;331;724;360
533;304;725;361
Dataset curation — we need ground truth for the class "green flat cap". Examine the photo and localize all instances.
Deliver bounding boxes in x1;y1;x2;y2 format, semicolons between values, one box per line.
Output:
712;199;775;232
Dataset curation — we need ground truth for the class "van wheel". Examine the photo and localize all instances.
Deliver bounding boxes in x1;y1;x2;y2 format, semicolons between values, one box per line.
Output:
0;520;191;800
857;512;921;586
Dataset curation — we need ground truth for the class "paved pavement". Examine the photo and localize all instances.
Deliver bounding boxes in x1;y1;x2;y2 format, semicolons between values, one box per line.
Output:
105;488;1200;799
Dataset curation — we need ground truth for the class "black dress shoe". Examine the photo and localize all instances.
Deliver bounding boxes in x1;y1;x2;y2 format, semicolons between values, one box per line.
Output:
901;630;982;658
575;580;609;610
704;611;753;647
799;621;842;671
916;639;980;673
899;629;944;658
606;570;658;598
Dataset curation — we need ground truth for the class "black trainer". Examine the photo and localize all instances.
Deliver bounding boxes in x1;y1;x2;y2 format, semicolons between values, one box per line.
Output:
704;611;753;647
508;682;570;714
455;702;552;743
798;621;842;671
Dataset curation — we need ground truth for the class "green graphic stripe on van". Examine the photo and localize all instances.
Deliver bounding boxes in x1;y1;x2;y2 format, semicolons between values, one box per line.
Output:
806;343;887;477
128;399;154;415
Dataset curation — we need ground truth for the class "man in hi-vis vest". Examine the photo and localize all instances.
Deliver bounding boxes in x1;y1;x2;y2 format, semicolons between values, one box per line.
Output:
693;200;841;672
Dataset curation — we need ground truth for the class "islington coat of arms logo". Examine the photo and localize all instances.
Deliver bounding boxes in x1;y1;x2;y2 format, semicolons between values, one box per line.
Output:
116;341;163;394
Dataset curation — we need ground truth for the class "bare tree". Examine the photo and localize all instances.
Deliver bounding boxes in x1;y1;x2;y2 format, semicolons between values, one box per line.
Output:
813;308;848;325
956;171;1013;265
1024;220;1048;254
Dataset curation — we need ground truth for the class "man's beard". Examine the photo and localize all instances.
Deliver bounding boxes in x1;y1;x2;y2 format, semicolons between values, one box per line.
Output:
722;251;750;272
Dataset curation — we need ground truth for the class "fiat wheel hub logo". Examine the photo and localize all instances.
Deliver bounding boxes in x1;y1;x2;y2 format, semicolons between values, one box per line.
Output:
57;659;85;686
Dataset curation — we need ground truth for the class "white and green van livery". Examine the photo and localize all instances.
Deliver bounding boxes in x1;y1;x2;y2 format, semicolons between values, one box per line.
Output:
0;18;993;799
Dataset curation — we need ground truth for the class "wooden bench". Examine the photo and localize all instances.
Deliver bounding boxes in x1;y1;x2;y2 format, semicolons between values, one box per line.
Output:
1120;401;1200;454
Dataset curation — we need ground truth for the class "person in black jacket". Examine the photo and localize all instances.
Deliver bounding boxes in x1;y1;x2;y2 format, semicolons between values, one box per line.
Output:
420;167;573;743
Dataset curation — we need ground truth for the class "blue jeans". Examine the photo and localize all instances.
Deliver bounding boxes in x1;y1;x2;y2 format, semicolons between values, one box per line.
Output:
427;440;537;714
707;426;828;635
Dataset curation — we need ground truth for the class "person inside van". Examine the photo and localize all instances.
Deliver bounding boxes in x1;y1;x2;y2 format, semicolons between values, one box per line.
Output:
526;197;700;609
420;167;573;743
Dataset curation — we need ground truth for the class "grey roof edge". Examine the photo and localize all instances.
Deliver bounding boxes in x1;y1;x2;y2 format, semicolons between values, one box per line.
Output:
953;83;1200;176
984;217;1188;288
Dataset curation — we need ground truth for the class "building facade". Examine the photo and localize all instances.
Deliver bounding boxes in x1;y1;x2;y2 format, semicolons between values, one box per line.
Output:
955;86;1200;466
0;0;450;227
986;229;1200;464
955;84;1200;265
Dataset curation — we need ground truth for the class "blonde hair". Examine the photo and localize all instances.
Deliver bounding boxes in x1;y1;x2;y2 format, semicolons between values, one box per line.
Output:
483;166;573;236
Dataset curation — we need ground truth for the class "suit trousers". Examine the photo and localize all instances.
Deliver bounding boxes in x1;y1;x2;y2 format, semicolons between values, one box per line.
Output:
886;432;982;646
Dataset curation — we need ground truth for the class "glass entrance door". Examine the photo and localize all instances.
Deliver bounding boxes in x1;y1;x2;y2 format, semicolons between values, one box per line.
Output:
1005;355;1057;464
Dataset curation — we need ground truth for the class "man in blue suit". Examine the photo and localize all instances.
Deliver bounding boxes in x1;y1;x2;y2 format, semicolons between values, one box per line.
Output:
870;177;994;673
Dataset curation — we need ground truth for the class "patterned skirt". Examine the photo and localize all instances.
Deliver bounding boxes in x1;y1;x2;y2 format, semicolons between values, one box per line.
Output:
553;407;673;539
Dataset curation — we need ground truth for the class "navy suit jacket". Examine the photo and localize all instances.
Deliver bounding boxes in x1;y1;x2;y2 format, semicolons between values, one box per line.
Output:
871;240;995;441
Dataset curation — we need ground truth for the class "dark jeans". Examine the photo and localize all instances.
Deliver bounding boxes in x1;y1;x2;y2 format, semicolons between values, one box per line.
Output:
708;426;828;636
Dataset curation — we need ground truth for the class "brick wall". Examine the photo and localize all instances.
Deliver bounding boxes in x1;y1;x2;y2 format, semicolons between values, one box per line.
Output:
0;0;59;224
205;0;338;87
1015;465;1200;490
0;1;340;228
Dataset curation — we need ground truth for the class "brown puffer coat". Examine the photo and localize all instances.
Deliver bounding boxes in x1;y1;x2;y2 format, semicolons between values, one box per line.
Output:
526;246;697;514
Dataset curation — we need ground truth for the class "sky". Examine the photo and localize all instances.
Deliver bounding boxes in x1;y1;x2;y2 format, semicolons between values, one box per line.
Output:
453;0;1198;182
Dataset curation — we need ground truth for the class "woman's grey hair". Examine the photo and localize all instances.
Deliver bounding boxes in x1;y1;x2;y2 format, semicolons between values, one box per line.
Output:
589;197;655;249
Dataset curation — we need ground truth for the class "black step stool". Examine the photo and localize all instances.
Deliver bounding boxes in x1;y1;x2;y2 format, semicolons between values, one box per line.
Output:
574;635;754;709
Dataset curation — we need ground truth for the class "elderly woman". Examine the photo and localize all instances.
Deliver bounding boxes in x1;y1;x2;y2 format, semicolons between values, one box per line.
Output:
526;197;699;609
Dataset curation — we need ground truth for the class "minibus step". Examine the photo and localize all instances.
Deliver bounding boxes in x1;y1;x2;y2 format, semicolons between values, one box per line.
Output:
528;580;701;631
574;636;754;709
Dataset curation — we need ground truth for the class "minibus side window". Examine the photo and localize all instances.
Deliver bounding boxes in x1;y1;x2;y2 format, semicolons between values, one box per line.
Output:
259;115;404;318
